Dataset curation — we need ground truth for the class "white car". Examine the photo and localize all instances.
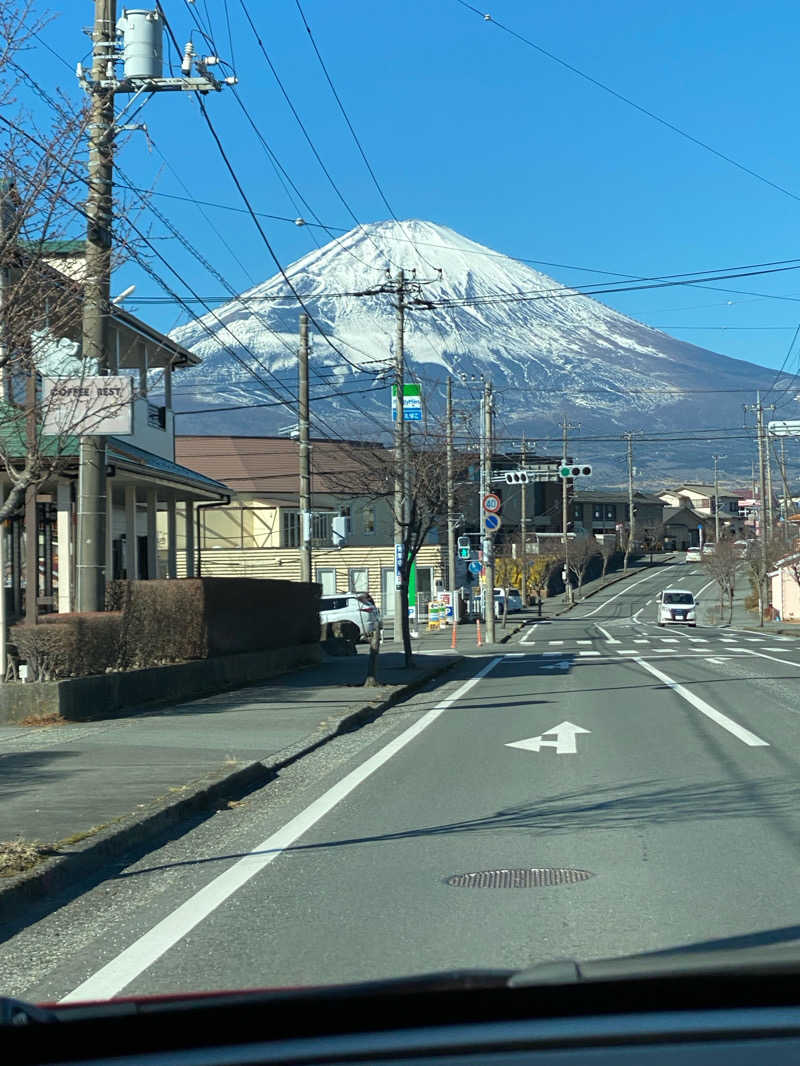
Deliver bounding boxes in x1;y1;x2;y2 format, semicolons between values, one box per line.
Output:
319;593;380;642
685;547;702;563
657;588;697;627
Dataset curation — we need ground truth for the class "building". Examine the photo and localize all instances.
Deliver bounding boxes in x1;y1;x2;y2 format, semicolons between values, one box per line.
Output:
662;505;707;550
0;306;230;632
571;489;665;546
769;552;800;622
659;483;746;539
173;435;445;620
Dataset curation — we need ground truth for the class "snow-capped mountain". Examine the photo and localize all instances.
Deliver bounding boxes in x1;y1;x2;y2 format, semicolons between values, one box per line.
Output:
170;220;778;483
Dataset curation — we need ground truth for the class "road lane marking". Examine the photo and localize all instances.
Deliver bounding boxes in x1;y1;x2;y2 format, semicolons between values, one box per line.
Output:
746;638;765;643
618;649;637;654
739;649;800;669
583;569;663;616
504;652;525;657
579;650;601;656
543;651;563;656
548;640;564;645
633;639;649;644
595;624;620;644
519;625;538;645
687;638;708;643
634;658;769;747
706;657;731;664
60;658;506;1004
719;638;735;643
507;721;591;755
659;638;679;643
576;640;592;645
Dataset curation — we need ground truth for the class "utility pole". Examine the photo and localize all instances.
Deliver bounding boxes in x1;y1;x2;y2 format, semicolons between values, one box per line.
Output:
778;437;791;533
744;392;769;624
624;432;636;570
712;453;725;545
766;429;775;536
393;269;406;647
76;0;116;612
446;376;456;627
483;379;495;643
298;312;311;583
24;372;37;625
520;435;527;607
561;416;579;600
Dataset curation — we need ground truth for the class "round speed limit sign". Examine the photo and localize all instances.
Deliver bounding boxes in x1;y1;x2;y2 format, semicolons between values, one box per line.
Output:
483;493;501;513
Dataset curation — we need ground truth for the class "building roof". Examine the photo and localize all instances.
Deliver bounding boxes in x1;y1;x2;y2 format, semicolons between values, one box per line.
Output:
663;504;706;521
108;439;231;499
174;435;388;495
573;489;664;505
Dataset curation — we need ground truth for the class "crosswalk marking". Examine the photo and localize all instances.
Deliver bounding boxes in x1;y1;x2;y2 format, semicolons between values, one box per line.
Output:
548;640;564;645
659;638;679;643
576;640;592;645
633;639;649;644
687;638;708;643
579;651;601;657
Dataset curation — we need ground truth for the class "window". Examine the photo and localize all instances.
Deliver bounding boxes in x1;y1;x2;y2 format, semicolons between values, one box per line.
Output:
349;567;369;594
362;506;375;535
312;512;333;546
281;510;300;548
605;505;615;521
316;568;337;595
593;505;602;522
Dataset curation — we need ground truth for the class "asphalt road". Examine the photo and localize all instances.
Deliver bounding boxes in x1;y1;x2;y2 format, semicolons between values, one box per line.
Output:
5;558;800;1002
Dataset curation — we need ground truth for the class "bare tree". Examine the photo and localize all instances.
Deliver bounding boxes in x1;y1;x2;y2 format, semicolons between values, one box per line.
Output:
567;535;599;598
704;538;738;623
598;536;616;580
745;538;782;627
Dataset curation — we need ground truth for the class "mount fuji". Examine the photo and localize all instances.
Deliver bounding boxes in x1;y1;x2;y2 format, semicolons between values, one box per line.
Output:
170;220;779;484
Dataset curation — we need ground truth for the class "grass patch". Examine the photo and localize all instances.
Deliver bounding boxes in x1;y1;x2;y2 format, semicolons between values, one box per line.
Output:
0;839;53;877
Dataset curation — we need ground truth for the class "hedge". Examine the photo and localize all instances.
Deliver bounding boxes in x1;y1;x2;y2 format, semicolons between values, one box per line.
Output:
11;613;122;681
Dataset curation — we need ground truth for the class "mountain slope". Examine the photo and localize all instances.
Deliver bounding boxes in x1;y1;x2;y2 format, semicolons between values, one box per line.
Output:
170;220;777;482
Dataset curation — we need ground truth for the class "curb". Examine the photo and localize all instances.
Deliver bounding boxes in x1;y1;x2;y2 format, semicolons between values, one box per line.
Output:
0;656;463;921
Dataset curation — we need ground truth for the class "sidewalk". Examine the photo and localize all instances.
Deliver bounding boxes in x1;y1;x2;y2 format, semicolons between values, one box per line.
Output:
0;648;461;915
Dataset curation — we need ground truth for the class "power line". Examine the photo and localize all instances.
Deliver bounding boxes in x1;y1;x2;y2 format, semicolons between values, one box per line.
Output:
455;0;800;206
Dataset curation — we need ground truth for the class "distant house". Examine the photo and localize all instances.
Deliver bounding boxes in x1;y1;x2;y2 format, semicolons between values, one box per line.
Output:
662;505;707;550
571;489;664;547
659;483;746;539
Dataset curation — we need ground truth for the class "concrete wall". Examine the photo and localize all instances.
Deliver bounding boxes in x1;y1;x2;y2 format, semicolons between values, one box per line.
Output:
0;643;322;723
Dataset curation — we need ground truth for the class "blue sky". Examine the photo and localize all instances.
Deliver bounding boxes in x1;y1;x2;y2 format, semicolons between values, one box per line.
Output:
25;0;800;377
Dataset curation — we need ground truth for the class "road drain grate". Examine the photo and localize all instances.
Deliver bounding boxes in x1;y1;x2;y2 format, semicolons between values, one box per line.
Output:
446;867;594;888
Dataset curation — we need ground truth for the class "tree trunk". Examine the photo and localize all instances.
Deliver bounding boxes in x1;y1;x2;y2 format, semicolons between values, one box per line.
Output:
363;627;381;686
400;576;413;667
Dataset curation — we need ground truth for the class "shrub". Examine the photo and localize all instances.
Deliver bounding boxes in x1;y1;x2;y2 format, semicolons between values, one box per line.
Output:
11;613;122;680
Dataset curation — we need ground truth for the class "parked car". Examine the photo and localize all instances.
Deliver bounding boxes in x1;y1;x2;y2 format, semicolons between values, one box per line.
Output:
685;547;702;562
702;544;714;555
506;588;523;613
319;593;380;642
657;588;697;627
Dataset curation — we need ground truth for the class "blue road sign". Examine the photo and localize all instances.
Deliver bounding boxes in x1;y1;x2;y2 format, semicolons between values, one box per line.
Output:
468;560;483;575
484;513;501;532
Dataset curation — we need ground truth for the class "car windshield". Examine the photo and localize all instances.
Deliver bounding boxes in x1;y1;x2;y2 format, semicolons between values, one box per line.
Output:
3;0;799;1017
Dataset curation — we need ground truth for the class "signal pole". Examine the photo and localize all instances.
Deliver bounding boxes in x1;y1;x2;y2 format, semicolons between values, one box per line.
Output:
520;435;528;607
446;376;456;625
298;313;311;583
76;0;116;611
561;416;579;601
624;432;636;570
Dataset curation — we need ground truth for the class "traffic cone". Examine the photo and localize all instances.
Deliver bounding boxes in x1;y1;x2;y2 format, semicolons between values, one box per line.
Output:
476;619;482;646
451;620;457;649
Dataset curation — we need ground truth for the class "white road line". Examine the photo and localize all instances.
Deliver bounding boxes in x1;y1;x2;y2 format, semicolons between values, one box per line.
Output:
576;640;592;645
687;638;708;643
595;624;620;644
645;599;653;605
659;638;679;644
696;578;717;598
634;658;769;747
519;625;538;645
632;608;644;623
543;651;563;656
633;639;649;644
719;638;735;643
746;638;765;643
583;569;663;616
618;649;637;654
548;640;564;645
579;650;601;656
504;652;525;657
60;658;506;1004
740;649;800;669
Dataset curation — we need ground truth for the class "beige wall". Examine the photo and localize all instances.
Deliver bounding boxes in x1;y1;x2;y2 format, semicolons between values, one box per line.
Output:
174;543;444;614
771;567;800;621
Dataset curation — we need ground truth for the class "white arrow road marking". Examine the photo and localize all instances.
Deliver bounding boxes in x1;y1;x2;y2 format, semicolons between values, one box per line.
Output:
507;721;591;755
634;658;769;747
595;624;620;644
541;660;571;671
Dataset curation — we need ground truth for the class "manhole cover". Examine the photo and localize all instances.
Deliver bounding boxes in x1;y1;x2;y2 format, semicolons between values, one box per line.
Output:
445;867;594;888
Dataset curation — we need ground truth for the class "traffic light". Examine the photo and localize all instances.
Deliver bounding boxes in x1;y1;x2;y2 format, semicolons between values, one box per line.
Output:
504;471;529;484
559;464;592;478
457;534;471;559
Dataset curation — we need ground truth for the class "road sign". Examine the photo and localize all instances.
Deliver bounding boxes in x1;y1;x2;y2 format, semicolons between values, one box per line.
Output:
559;464;592;478
506;721;590;755
394;543;403;589
484;513;502;532
468;560;482;575
391;383;423;421
768;420;800;437
483;493;501;513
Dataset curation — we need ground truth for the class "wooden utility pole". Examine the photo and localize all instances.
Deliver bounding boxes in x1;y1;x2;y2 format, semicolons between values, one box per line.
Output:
446;375;456;625
76;0;116;611
712;454;724;545
561;416;579;599
298;312;311;583
755;393;768;622
393;270;407;649
24;372;37;625
520;435;527;607
484;380;495;643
